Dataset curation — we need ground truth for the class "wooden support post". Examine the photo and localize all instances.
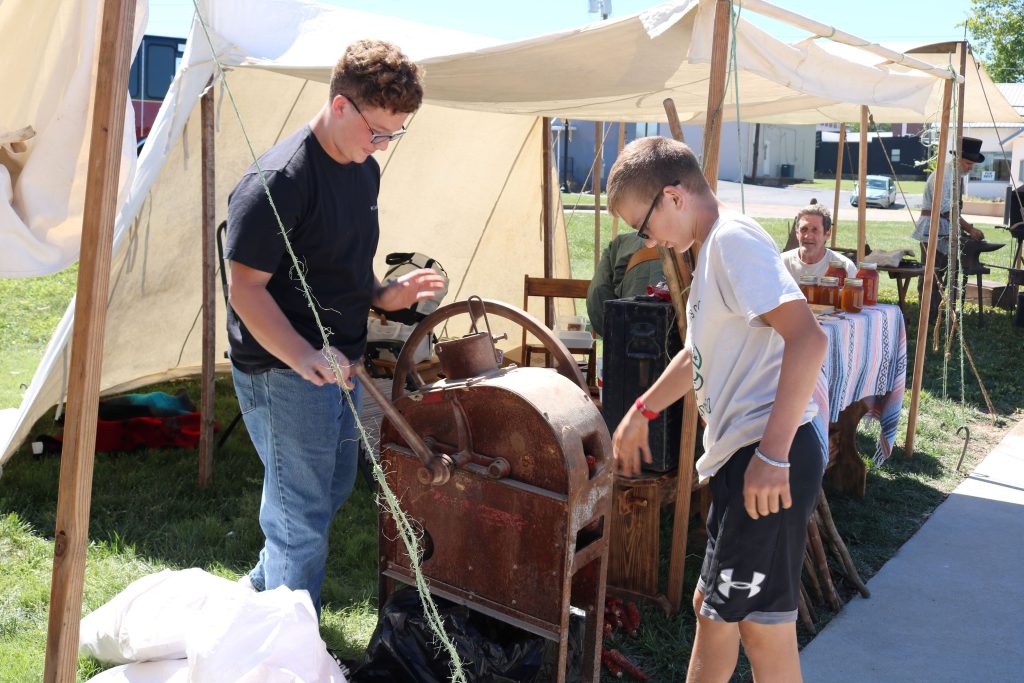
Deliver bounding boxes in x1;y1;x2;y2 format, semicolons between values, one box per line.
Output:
700;0;732;194
44;0;136;680
612;122;626;237
948;42;968;305
832;123;846;249
905;79;954;457
663;99;686;144
665;0;731;613
594;121;603;271
857;107;868;263
198;84;216;487
541;117;555;327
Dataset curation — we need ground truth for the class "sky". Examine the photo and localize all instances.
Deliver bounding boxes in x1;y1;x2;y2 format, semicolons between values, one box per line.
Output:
147;0;976;45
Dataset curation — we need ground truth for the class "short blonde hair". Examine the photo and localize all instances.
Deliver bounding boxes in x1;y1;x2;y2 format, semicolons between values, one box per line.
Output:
329;40;423;113
607;136;711;218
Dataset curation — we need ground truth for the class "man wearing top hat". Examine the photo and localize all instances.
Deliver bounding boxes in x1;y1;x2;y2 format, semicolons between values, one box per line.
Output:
911;136;986;322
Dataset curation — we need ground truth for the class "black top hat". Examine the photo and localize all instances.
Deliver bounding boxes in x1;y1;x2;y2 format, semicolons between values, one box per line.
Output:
952;136;985;164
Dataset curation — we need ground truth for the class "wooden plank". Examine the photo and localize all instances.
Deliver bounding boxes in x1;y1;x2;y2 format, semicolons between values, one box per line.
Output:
594;121;603;271
905;78;954;457
857;106;867;264
198;85;216;487
525;278;591;299
44;0;137;680
831;123;846;249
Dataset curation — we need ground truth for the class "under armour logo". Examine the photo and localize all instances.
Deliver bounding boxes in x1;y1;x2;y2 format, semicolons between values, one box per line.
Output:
717;569;766;599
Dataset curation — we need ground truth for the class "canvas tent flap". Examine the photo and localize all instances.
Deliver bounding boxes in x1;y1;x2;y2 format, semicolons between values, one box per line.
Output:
0;0;147;278
1;0;1013;464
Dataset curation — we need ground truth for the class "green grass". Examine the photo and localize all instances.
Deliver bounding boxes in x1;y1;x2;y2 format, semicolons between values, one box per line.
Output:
0;266;78;409
1;216;1022;681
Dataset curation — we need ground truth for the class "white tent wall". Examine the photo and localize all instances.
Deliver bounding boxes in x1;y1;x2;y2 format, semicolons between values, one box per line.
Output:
0;0;147;277
0;63;569;465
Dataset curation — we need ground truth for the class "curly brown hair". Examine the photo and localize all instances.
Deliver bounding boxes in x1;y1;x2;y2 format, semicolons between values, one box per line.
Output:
329;39;424;114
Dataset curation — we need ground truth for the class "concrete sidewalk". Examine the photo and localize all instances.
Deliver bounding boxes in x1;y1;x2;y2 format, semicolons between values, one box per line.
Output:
800;418;1024;683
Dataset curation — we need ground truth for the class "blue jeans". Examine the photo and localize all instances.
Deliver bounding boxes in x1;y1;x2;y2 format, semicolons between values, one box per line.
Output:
232;365;363;615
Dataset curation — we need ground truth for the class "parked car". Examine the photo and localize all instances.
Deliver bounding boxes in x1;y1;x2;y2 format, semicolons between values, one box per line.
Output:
850;175;897;208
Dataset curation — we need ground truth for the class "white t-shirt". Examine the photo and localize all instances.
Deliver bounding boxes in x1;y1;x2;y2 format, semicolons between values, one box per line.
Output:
780;247;857;281
686;211;818;481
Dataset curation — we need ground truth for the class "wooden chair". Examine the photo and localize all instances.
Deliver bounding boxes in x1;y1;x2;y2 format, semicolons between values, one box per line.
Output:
521;275;597;387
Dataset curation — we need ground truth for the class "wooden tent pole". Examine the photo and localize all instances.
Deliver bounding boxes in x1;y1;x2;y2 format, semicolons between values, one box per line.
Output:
612;122;626;237
701;0;732;193
857;107;868;263
665;0;732;613
594;122;603;270
43;0;136;680
905;79;954;457
198;85;216;487
948;42;968;305
541;117;554;326
832;123;846;249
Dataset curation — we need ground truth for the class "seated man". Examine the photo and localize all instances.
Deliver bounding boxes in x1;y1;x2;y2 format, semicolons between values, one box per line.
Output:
780;203;857;281
586;232;664;336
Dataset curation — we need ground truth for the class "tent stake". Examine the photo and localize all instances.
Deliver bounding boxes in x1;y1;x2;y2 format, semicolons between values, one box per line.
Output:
831;123;846;249
43;0;136;680
198;83;216;487
905;78;954;457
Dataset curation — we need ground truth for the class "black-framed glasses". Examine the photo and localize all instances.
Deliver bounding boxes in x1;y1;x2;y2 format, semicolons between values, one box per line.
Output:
341;94;407;144
635;180;678;240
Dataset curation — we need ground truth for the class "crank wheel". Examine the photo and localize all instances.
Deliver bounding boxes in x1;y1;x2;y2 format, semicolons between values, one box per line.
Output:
391;298;588;400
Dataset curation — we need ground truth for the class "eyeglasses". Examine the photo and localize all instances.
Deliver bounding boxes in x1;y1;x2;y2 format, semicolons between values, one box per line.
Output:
635;180;678;240
341;94;407;145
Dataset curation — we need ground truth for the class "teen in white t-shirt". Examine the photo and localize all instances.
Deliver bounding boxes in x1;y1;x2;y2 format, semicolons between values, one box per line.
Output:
607;137;828;683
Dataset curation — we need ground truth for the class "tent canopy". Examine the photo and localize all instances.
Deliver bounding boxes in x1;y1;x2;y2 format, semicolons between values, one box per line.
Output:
3;0;1022;465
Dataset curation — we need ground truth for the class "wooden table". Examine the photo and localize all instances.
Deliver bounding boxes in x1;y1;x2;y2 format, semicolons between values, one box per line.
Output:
877;264;924;316
812;303;907;496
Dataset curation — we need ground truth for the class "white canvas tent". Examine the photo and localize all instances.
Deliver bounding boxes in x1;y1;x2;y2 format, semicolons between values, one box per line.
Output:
4;0;1021;466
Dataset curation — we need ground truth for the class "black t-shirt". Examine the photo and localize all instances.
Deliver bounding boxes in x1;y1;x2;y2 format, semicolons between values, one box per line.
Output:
225;126;380;373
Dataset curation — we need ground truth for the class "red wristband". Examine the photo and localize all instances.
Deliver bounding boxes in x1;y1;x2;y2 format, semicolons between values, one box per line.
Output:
634;398;660;420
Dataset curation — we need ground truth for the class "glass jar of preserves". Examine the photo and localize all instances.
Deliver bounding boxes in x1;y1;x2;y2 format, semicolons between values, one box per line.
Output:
842;277;864;313
856;262;879;306
825;259;848;287
819;276;841;308
798;275;820;304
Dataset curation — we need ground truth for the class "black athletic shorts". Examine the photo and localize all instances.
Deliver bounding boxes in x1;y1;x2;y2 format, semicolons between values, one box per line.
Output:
696;422;825;624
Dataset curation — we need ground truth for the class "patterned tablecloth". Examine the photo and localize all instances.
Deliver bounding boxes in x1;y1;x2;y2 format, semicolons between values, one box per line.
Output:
810;303;908;466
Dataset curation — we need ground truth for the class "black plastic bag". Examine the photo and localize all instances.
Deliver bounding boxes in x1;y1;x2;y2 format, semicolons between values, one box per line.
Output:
349;587;581;683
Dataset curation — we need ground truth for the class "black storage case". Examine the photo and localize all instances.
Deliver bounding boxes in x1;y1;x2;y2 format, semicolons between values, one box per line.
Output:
601;296;688;472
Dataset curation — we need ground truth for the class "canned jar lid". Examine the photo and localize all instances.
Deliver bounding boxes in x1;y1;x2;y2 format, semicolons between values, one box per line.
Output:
845;278;863;286
858;262;878;270
819;276;840;285
799;275;819;284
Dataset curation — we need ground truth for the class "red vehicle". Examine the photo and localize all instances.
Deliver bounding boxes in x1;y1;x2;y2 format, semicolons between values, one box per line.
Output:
129;35;186;146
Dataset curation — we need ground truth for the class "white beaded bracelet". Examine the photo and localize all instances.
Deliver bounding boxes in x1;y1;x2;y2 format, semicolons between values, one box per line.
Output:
755;447;791;469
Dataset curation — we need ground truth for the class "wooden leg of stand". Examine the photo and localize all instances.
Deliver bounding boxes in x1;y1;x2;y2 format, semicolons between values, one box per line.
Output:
826;400;870;497
807;516;842;612
803;549;824;604
816;491;870;598
798;584;817;634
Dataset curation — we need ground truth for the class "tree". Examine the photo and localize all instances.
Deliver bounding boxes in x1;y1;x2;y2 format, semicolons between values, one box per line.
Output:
964;0;1024;83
